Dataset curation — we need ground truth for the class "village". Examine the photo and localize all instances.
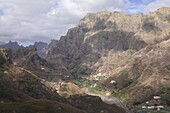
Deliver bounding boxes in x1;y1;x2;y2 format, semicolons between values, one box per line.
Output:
136;95;166;113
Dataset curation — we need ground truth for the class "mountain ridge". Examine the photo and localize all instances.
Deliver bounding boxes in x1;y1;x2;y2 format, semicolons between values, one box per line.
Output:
44;7;170;111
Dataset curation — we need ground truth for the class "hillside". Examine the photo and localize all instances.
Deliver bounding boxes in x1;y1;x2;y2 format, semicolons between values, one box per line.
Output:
47;8;170;77
1;7;170;113
7;47;72;80
45;7;170;112
102;39;170;105
0;48;127;113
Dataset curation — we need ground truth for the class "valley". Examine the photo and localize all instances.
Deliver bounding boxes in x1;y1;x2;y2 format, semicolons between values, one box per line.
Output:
0;7;170;113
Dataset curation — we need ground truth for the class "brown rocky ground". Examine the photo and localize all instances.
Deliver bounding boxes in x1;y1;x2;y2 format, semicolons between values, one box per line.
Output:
0;48;127;113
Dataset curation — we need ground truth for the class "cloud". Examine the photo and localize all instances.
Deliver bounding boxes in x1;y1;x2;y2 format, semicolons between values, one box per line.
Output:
143;0;170;13
128;0;170;14
0;0;130;45
0;0;169;45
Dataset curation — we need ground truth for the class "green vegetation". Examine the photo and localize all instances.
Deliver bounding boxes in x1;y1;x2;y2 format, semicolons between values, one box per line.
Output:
111;90;129;102
67;79;94;88
90;85;106;94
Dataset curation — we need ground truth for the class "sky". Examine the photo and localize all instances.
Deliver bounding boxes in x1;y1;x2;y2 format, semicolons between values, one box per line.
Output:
0;0;170;45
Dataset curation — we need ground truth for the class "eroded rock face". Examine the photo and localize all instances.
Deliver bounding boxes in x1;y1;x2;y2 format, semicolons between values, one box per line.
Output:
46;8;170;107
0;48;63;102
47;8;170;77
7;47;72;81
28;42;48;58
0;49;11;65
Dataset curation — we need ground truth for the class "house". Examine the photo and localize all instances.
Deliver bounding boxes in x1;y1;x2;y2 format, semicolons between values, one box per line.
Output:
110;80;116;84
41;67;45;70
105;93;111;96
153;96;160;100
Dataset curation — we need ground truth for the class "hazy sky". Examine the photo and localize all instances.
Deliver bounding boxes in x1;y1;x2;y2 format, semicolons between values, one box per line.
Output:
0;0;170;45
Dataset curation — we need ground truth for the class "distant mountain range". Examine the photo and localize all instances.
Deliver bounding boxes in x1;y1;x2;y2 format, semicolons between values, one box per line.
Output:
0;41;21;49
0;41;48;58
0;7;170;113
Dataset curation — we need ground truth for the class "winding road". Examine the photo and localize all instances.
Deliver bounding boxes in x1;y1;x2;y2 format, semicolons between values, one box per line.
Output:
85;88;132;113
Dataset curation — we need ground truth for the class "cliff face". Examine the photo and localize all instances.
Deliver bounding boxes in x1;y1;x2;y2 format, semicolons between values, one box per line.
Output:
47;8;170;77
45;8;170;108
28;42;48;58
0;49;10;65
7;47;72;81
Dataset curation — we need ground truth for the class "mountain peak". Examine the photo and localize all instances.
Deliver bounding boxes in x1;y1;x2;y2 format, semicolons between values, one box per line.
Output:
0;41;20;49
155;7;170;15
157;7;170;11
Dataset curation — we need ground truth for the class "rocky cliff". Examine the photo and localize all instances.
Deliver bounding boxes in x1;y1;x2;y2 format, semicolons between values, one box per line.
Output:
47;8;170;77
28;41;48;58
46;8;170;109
7;47;72;80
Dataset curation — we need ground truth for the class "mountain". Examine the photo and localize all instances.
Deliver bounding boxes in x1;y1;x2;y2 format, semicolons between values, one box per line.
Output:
7;47;72;81
28;41;48;58
0;41;48;58
1;7;170;113
0;48;86;113
0;41;21;49
47;8;170;76
0;48;127;113
45;7;170;111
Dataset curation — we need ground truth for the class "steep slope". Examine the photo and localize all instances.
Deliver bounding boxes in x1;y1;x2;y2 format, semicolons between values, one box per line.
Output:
0;48;87;113
0;49;63;101
68;95;127;113
7;47;72;80
102;38;170;104
0;48;127;113
45;8;170;112
28;41;48;58
47;8;170;77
